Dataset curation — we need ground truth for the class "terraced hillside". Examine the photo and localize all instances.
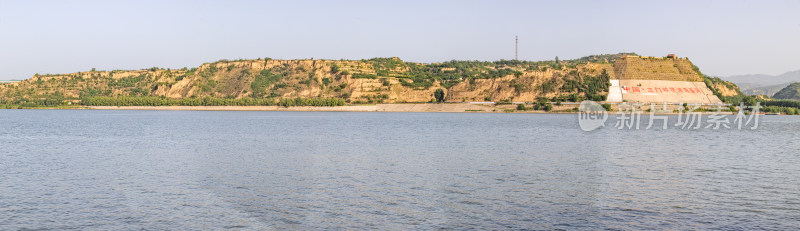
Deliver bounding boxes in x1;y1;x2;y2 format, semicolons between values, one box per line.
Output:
613;56;703;81
606;55;724;104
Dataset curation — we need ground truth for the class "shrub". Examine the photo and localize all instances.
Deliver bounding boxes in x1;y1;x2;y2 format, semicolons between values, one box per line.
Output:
251;69;284;98
434;89;445;103
330;64;340;74
352;73;378;79
496;99;512;105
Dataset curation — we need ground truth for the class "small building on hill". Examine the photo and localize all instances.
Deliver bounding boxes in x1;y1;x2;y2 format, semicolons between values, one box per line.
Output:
666;54;677;59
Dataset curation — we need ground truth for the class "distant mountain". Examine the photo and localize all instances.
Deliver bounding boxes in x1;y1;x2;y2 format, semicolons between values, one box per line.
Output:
723;70;800;86
722;70;800;96
773;83;800;101
739;82;791;96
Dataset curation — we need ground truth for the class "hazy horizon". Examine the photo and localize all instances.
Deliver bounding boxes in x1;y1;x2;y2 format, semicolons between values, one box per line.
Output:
1;0;798;79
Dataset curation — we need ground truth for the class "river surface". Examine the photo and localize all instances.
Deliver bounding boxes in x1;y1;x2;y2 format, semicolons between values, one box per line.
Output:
1;110;799;230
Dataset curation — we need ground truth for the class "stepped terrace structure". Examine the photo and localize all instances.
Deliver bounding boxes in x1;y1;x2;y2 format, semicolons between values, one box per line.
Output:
606;55;722;104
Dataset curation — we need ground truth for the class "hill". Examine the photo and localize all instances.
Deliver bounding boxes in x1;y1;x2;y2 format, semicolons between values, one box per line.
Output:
737;82;790;97
607;55;727;104
772;82;800;101
0;53;734;107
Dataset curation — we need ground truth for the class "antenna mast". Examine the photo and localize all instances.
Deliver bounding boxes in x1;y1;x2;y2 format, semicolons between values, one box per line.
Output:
515;35;518;60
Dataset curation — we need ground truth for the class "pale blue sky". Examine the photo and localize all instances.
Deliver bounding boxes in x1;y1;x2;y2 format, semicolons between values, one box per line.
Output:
1;0;798;79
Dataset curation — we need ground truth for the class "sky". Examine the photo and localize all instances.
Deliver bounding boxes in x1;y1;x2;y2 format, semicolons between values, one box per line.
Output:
0;0;798;79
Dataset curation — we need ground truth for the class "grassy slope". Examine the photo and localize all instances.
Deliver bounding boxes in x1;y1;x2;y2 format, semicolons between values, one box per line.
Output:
772;82;800;100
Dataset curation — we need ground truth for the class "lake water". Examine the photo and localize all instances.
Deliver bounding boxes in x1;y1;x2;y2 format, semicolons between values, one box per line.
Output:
1;110;799;230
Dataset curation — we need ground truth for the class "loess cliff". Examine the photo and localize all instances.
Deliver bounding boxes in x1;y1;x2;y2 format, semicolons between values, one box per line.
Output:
0;53;736;106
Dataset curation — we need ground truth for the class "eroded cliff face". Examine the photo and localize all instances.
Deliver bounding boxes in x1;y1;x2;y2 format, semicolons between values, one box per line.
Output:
708;81;742;97
0;57;618;104
1;54;732;104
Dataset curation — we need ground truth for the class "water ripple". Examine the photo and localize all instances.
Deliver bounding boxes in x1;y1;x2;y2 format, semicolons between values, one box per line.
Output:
0;110;798;229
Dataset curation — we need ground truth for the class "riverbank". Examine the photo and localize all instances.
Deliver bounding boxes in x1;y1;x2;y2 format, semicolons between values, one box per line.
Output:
44;103;738;114
5;102;750;114
88;103;509;113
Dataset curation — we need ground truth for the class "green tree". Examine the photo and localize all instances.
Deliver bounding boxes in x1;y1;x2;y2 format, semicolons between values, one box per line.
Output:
434;88;445;103
743;96;757;107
